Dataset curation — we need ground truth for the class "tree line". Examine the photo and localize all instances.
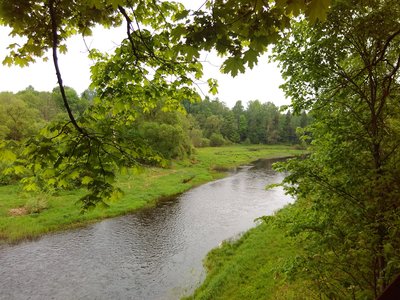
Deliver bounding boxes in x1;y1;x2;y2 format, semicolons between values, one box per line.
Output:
0;86;310;147
184;97;310;147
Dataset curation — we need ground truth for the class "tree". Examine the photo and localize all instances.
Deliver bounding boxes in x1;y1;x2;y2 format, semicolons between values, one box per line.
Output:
263;102;281;144
52;86;89;116
17;87;62;121
280;111;296;144
246;100;267;143
0;92;42;140
209;133;226;147
232;100;247;142
134;109;193;159
221;111;239;143
273;0;400;297
203;115;223;138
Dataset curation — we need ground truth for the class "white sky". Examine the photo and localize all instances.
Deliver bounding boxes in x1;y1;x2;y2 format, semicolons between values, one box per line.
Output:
0;1;289;108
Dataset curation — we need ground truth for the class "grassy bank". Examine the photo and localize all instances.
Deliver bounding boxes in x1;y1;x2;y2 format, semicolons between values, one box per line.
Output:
184;217;315;300
0;144;304;243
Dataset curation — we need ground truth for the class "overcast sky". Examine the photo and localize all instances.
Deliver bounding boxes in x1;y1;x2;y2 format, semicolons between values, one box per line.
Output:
0;1;289;108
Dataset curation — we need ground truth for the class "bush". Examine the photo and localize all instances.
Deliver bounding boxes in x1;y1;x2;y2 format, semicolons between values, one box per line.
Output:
0;162;20;185
190;128;204;147
200;138;210;147
25;194;49;214
209;133;226;147
243;138;251;145
139;122;192;159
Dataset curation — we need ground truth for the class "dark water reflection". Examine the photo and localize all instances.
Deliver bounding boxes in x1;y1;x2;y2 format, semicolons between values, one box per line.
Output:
0;158;293;300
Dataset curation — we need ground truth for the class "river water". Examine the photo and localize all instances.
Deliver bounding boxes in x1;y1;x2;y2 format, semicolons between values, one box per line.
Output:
0;158;293;300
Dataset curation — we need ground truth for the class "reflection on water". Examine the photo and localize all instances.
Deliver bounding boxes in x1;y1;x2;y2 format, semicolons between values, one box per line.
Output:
0;158;293;300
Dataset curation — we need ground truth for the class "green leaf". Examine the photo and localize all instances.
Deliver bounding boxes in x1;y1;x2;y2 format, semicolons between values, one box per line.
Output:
221;57;246;77
2;56;13;66
24;183;38;192
173;9;189;21
14;165;26;175
58;179;68;188
59;44;68;54
0;150;16;163
306;0;331;22
207;78;219;95
243;49;258;69
69;170;80;180
81;176;94;185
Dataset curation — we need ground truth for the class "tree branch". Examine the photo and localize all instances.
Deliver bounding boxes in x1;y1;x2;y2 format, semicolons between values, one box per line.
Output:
118;5;140;64
49;0;85;135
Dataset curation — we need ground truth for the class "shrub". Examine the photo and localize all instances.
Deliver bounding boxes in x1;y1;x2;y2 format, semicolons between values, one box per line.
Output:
209;133;225;147
200;138;210;147
25;194;49;214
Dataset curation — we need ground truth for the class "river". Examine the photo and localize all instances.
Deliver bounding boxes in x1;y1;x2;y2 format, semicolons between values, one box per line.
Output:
0;158;293;300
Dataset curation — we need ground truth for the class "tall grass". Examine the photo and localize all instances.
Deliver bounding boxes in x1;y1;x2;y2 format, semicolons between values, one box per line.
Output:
184;220;315;300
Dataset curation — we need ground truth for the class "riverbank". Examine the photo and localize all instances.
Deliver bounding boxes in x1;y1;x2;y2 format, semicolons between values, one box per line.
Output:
184;215;317;300
0;145;305;243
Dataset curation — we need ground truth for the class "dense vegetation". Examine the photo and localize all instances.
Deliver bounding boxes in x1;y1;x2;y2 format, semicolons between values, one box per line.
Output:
1;0;400;299
190;1;400;299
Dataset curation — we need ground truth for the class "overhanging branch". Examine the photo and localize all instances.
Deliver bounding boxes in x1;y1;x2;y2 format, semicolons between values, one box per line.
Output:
49;0;85;135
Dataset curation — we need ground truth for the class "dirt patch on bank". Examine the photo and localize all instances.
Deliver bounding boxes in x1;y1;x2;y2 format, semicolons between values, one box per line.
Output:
8;207;28;216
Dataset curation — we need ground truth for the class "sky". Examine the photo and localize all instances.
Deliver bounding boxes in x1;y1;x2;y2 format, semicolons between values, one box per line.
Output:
0;1;289;108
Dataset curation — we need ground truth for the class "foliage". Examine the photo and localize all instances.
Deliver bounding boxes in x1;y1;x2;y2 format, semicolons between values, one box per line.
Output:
136;120;192;159
52;86;89;116
0;0;205;208
17;86;63;121
184;0;331;77
273;0;400;297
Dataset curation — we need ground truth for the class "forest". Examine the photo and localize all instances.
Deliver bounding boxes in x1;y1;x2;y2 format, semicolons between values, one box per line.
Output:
1;0;400;299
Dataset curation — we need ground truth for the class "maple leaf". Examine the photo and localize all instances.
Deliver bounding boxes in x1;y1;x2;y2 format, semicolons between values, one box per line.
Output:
306;0;331;23
243;49;258;69
221;57;246;77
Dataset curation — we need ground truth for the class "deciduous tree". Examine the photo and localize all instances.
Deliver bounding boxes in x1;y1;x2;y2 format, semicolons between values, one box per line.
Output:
273;0;400;297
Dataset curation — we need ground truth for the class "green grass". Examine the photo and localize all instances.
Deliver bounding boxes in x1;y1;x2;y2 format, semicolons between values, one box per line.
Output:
0;144;305;243
184;220;315;300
